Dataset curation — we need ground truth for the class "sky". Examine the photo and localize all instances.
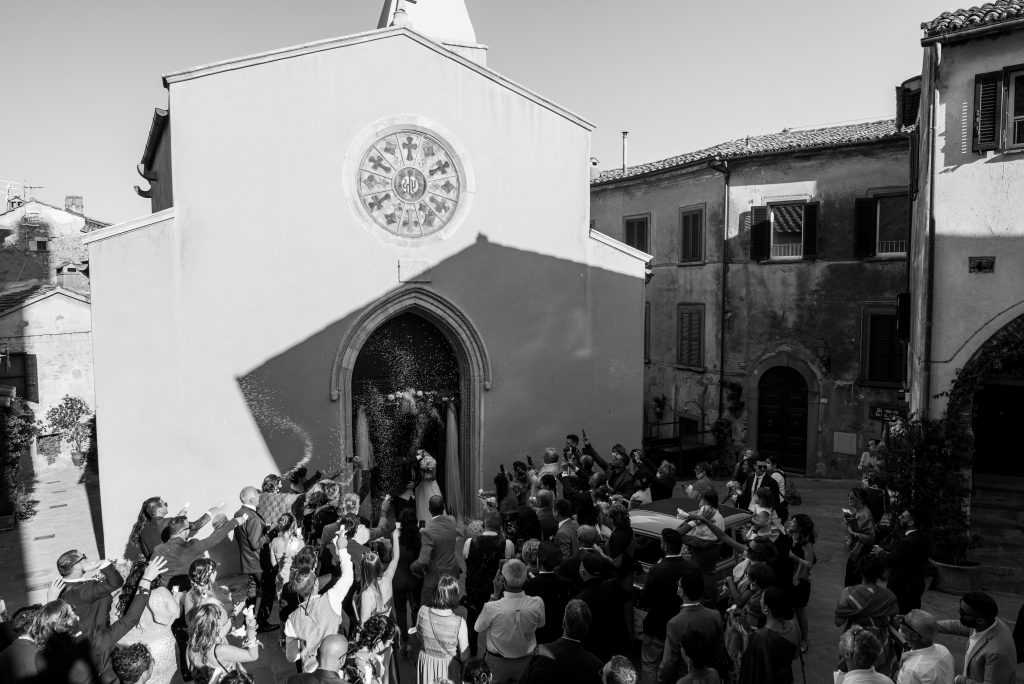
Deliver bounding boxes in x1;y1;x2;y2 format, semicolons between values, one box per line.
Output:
0;0;958;225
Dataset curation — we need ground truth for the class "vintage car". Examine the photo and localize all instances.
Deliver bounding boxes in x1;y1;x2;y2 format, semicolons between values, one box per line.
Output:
630;496;752;626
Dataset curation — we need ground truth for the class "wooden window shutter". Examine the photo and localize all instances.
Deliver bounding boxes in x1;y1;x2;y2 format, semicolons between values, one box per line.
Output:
898;89;921;129
896;293;911;343
677;307;703;367
24;353;38;403
802;203;819;259
973;72;1002;152
854;198;877;258
681;211;702;262
750;206;769;261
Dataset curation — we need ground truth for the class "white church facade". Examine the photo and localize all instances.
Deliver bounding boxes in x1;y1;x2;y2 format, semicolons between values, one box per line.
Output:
84;4;648;556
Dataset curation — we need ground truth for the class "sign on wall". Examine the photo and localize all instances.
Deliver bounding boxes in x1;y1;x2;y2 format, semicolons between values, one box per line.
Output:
869;405;905;422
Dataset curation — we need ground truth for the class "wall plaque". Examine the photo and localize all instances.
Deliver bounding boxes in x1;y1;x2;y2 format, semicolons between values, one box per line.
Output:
969;256;995;273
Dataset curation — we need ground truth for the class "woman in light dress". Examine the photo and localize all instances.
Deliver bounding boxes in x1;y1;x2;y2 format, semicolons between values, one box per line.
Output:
416;575;469;684
117;586;181;684
414;450;443;525
186;603;259;683
348;614;400;684
271;512;305;601
183;559;241;627
359;526;402;684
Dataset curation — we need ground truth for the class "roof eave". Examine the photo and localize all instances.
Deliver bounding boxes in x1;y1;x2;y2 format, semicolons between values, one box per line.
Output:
921;16;1024;45
140;108;169;170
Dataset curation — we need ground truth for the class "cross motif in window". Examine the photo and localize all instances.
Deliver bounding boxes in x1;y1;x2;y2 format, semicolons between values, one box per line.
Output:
368;193;391;212
419;202;437;227
383;211;397;225
383;140;397;156
429;160;451;177
402;136;418;161
429;196;450;215
440;179;456;195
362;175;381;191
422;141;436;158
369;155;392;173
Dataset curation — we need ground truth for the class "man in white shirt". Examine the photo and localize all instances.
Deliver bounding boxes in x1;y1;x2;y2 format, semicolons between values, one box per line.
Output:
475;559;545;684
835;626;894;683
896;610;955;684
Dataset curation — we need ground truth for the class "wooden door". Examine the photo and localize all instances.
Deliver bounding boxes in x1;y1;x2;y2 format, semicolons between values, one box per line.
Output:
757;366;808;472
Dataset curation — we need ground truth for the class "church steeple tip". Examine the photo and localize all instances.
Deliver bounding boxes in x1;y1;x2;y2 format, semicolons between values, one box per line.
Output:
378;0;478;46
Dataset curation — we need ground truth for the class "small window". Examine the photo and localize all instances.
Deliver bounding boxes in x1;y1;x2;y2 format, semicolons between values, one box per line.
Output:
644;302;651;363
863;311;906;385
1007;71;1024;149
973;68;1024;152
680;208;703;262
677;304;704;368
624;215;650;253
750;203;818;261
855;195;909;257
33;240;49;252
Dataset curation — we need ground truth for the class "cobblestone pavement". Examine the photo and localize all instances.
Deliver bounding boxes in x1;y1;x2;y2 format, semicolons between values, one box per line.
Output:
1;467;1020;683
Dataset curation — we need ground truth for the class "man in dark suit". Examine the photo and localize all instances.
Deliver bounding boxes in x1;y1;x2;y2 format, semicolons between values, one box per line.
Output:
637;529;698;684
874;507;930;614
575;554;629;662
735;459;781;512
0;604;41;683
234;486;278;632
54;550;125;635
410;495;461;606
658;567;723;683
524;542;574;645
520;598;603;684
286;633;348;684
552;498;579;561
937;591;1018;684
153;513;243;580
534;490;557;541
136;497;213;560
559;525;614;594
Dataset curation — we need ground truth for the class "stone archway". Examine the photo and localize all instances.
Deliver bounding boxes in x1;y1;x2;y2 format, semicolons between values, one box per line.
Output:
746;345;823;475
331;286;492;513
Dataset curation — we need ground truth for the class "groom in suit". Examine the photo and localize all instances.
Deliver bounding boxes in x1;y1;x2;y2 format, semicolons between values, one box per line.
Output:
411;495;460;606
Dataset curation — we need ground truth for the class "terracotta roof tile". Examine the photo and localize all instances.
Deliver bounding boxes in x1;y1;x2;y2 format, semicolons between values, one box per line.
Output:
592;119;899;185
922;1;1024;38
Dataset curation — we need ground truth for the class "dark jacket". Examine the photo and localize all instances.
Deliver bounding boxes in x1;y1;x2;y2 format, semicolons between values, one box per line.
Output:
535;507;557;541
553;519;580;561
575;577;629;662
59;564;124;635
0;638;39;684
410;514;460;580
523;572;574;644
659;603;724;683
520;637;603;684
138;512;211;560
286;668;347;684
882;528;929;605
234;506;271;575
638;555;698;640
736;471;781;512
153;518;239;579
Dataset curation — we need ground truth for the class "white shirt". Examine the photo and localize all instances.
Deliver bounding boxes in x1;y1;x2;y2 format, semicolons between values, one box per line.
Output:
896;643;955;684
835;667;894;684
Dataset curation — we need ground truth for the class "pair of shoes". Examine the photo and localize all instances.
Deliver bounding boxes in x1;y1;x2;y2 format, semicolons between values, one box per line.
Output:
257;623;280;633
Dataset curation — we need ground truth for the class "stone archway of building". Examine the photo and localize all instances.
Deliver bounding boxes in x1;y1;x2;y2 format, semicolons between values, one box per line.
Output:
331;286;492;514
746;348;822;475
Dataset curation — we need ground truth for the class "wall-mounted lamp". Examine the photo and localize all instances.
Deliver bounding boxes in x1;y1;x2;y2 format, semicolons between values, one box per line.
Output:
812;338;831;373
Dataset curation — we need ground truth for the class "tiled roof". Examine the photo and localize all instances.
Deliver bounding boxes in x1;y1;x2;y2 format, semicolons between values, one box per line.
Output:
593;119;899;185
922;1;1024;38
0;283;59;315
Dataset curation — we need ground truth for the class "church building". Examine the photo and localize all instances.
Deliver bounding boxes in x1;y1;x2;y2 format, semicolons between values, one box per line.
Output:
84;1;648;555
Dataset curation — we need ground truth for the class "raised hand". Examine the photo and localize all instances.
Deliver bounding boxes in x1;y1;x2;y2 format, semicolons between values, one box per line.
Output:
46;578;66;602
143;556;169;582
235;512;249;525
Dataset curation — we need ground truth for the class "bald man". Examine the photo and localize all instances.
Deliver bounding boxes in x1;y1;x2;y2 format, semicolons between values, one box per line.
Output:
234;486;278;632
286;634;349;683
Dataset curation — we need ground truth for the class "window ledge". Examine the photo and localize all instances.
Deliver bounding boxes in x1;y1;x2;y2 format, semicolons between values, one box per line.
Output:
1002;147;1024;155
757;257;805;264
863;253;907;262
858;380;904;390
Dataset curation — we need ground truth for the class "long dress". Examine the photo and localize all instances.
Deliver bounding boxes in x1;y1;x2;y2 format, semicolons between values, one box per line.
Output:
416;606;465;684
363;584;399;684
415;469;442;525
272;531;305;600
118;627;178;684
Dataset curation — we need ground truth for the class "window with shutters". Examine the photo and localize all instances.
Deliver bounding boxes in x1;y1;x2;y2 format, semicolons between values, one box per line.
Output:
676;304;704;368
0;352;39;402
862;309;905;386
644;302;651;363
854;195;908;258
624;214;650;253
973;68;1024;152
749;202;818;261
679;208;703;263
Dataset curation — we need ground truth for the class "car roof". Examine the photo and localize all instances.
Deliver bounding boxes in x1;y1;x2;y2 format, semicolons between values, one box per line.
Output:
629;497;751;537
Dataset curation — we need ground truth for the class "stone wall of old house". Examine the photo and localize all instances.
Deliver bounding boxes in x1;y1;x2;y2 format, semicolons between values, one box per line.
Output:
0;201;91;293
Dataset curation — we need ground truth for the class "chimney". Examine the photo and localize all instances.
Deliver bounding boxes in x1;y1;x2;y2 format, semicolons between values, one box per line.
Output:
621;131;629;172
589;157;601;181
65;195;83;214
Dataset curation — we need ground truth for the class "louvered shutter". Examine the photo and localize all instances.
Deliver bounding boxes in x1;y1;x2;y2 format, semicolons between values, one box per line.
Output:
802;203;819;259
899;89;921;128
973;72;1002;152
854;198;877;258
750;206;769;261
868;315;904;383
681;211;702;262
24;353;38;403
896;293;911;343
678;307;703;367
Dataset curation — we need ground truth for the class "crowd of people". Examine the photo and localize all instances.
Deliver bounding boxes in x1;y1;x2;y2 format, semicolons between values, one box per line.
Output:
0;436;1022;684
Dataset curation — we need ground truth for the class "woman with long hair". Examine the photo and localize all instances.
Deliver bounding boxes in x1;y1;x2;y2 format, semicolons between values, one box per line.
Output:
31;599;87;682
183;559;237;626
843;487;876;587
786;513;817;652
186;603;259;681
129;496;164;554
416;575;469;684
460;657;492;684
359;526;402;623
594;503;634;582
279;545;319;624
271;512;305;602
348;613;400;684
393;508;422;658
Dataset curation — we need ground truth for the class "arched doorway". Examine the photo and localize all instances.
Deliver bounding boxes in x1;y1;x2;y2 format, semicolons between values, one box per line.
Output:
757;366;808;471
352;312;461;502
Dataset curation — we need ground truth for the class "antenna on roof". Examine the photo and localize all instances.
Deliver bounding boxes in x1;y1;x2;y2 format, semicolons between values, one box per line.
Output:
22;180;44;201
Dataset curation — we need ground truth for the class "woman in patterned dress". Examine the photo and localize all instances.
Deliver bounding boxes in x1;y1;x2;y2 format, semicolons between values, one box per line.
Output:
416;575;469;684
271;513;305;601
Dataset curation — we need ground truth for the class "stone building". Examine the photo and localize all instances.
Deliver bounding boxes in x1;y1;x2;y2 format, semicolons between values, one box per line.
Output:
907;1;1024;590
0;196;106;452
85;1;648;557
591;121;909;476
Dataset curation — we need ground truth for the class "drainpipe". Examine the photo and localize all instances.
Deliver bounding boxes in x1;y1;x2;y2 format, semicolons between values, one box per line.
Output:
709;159;730;418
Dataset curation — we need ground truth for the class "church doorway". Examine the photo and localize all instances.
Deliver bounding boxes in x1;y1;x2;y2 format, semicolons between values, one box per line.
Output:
973;379;1024;477
756;366;809;472
351;311;462;515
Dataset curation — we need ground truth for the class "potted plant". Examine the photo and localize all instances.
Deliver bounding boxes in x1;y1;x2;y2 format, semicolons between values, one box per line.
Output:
45;395;93;467
878;416;981;594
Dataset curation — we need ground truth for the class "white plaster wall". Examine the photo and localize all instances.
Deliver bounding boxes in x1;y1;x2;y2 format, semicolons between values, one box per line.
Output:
926;33;1024;413
89;32;645;556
